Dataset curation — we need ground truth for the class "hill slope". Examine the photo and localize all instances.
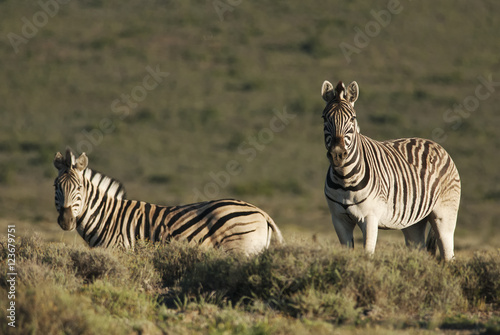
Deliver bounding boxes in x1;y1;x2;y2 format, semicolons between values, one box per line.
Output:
0;0;499;247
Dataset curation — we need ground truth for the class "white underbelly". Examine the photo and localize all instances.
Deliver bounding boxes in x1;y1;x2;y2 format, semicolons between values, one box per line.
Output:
329;194;418;230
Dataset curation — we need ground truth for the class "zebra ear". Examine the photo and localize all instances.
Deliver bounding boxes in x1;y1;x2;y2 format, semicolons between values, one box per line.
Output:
346;81;359;106
54;152;65;170
321;80;335;102
75;153;88;172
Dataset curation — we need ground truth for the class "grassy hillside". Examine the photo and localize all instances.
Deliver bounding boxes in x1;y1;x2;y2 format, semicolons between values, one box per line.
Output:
1;0;500;244
1;236;499;334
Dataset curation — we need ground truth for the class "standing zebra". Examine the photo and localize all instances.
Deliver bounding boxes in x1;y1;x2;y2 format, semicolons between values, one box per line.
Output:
53;149;283;254
321;80;460;261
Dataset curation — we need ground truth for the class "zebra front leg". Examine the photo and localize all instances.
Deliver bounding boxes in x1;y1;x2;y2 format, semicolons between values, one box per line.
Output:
359;215;379;255
332;217;356;248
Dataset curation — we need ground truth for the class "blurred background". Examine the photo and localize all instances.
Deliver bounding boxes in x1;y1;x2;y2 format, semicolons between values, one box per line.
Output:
0;0;498;251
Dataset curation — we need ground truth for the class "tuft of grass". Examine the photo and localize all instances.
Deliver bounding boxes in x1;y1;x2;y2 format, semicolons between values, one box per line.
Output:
451;250;500;308
7;282;132;335
82;280;157;318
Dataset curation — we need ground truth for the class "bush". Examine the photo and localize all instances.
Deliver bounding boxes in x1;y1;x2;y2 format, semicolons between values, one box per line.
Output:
452;250;500;307
169;243;465;323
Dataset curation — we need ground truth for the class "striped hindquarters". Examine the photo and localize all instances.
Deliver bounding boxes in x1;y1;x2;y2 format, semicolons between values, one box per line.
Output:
380;137;460;225
122;199;283;255
341;135;460;227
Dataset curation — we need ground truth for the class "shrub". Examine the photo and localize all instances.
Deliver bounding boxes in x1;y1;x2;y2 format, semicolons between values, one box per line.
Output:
452;250;500;308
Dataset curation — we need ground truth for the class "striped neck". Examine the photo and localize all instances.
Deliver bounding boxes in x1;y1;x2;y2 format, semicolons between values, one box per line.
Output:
83;168;126;200
331;131;364;179
75;168;127;247
326;132;371;203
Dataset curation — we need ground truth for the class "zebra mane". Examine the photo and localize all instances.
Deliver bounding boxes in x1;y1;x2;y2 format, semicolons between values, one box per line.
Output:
334;81;346;100
83;168;127;200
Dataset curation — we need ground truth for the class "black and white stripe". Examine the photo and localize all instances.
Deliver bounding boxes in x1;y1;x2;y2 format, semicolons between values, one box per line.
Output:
54;149;283;254
321;80;461;261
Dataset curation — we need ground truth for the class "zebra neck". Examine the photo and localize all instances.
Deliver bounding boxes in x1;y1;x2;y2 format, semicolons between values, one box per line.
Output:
76;182;126;248
83;168;126;200
326;133;374;200
331;132;365;179
73;168;128;247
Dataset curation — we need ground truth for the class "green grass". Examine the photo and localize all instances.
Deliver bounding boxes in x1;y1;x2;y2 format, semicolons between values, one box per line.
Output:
1;236;499;334
0;0;499;243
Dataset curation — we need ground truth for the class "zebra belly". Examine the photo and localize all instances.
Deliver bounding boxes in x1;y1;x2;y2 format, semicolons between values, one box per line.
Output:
327;192;386;224
328;193;429;230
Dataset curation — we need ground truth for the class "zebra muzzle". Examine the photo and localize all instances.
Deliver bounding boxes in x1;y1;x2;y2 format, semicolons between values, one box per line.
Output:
58;206;76;231
328;145;348;166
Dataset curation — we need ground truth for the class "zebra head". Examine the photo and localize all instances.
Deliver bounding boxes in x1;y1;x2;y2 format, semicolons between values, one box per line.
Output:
321;80;360;167
53;149;88;231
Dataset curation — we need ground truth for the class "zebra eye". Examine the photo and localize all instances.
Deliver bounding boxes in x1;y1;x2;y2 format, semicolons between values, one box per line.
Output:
325;135;332;148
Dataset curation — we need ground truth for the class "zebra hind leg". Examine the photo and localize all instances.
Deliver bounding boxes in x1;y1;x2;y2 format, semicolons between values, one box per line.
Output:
402;219;427;249
427;202;458;262
425;225;438;257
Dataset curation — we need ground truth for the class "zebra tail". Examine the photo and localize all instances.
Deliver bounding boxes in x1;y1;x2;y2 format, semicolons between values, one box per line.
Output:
425;226;437;256
264;212;285;246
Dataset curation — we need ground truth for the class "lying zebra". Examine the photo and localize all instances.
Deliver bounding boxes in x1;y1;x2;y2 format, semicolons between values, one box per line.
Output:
53;149;283;255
